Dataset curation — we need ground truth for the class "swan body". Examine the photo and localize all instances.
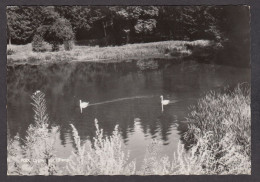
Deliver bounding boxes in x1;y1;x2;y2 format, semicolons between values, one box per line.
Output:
80;100;89;113
160;95;170;105
160;95;170;112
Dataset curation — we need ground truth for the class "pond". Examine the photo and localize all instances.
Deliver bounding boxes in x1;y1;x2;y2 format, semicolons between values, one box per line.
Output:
7;60;250;169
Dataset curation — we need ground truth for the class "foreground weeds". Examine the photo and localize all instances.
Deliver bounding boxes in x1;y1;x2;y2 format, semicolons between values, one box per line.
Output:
183;84;251;174
7;85;250;175
67;121;136;175
8;91;60;175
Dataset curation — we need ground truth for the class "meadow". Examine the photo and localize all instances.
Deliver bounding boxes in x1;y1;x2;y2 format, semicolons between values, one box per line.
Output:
7;84;251;175
7;40;211;66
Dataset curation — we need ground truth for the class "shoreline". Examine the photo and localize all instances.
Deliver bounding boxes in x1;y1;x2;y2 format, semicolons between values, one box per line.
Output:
7;40;212;66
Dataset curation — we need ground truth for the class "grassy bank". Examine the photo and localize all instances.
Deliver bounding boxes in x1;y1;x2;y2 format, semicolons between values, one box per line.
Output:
7;84;250;175
7;40;211;66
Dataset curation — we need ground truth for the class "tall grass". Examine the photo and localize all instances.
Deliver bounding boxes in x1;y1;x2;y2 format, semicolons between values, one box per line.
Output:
184;84;251;154
183;84;251;174
7;85;250;175
7;40;211;66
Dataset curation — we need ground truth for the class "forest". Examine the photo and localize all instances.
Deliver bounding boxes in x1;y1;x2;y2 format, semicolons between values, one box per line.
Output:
7;6;249;45
6;6;250;67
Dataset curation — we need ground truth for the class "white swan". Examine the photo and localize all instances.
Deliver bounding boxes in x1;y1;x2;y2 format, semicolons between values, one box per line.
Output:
161;95;170;105
160;95;170;112
80;100;89;113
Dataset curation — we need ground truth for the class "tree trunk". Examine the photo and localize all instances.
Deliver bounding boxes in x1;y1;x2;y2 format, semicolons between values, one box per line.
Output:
52;42;59;51
64;40;73;51
7;24;11;45
126;32;130;44
102;21;108;46
102;22;107;38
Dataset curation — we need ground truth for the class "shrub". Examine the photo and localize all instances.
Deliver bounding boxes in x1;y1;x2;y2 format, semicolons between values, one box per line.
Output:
140;129;250;175
7;48;15;55
184;84;250;151
183;84;251;174
32;34;48;52
67;120;136;175
64;40;73;51
7;91;60;175
27;56;41;64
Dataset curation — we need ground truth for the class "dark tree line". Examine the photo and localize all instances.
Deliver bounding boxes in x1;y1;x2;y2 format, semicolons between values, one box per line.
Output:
7;6;250;50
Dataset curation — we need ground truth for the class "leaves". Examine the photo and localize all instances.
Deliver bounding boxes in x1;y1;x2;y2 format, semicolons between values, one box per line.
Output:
135;19;157;34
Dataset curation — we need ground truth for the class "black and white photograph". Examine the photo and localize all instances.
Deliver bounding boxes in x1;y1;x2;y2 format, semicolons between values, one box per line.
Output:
6;5;251;175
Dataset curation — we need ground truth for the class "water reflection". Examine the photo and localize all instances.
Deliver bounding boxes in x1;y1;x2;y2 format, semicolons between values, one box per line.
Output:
7;60;250;161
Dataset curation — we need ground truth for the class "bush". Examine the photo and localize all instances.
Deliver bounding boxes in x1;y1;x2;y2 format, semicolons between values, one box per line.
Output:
184;84;250;149
140;84;251;175
32;34;48;52
7;48;15;55
64;40;73;51
183;84;251;174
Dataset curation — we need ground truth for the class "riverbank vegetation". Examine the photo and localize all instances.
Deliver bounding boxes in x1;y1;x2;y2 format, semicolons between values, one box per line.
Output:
7;84;251;175
7;40;211;66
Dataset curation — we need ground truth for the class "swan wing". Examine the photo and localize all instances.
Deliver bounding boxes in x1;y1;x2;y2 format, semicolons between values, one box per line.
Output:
162;100;170;105
81;102;89;108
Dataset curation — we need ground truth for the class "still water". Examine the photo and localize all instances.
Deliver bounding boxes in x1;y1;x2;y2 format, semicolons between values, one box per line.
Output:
7;60;250;168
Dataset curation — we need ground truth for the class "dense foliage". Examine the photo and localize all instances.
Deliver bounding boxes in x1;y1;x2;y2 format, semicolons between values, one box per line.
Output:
36;17;74;51
7;6;249;45
184;84;251;154
32;34;48;52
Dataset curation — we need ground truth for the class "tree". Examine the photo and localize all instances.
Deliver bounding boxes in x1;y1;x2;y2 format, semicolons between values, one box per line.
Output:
111;6;159;44
55;6;93;40
7;6;35;44
134;19;157;34
6;6;48;44
37;17;74;51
